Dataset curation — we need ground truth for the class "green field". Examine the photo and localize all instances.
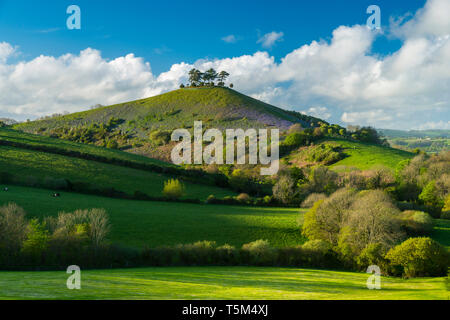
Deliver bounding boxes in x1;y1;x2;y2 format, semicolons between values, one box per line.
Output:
0;267;447;300
0;185;304;248
0;145;235;201
327;139;414;170
0;127;171;167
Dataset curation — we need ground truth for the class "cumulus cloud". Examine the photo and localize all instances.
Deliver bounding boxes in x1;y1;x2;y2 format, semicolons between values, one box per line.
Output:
302;107;332;120
257;31;284;48
0;48;164;118
0;42;16;63
0;0;448;129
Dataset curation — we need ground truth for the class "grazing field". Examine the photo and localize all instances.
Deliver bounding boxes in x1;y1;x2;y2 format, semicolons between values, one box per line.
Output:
432;219;450;250
0;145;234;201
327;139;414;170
0;186;304;248
0;127;171;167
0;267;447;300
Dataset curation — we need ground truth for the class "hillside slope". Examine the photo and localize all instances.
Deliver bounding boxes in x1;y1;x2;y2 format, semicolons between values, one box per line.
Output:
15;87;322;133
13;87;324;160
0;128;235;200
285;138;414;170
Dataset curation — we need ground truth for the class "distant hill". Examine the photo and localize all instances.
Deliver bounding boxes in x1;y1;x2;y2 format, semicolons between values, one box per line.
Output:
378;129;450;154
378;129;450;139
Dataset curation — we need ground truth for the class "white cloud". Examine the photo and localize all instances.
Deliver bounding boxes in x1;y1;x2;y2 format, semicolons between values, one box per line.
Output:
257;31;284;48
302;107;331;120
221;35;238;43
0;42;16;63
341;110;393;124
390;0;450;38
0;48;163;118
0;0;449;129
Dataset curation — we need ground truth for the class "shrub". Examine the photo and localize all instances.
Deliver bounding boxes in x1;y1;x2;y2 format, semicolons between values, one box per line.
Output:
273;174;299;205
400;210;434;235
441;211;450;220
283;132;306;148
162;179;185;200
205;194;216;204
21;219;50;259
356;243;388;271
236;193;251;203
106;140;118;149
301;193;327;208
419;181;444;211
241;240;275;265
301;239;331;253
149;130;171;146
441;194;450;219
0;203;28;262
385;237;449;277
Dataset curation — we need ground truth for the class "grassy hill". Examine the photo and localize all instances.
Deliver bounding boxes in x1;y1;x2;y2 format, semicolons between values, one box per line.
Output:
14;87;321;133
13;87;323;161
1;267;447;299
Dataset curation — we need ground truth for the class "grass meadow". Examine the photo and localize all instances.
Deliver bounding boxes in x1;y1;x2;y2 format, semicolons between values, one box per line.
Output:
327;139;414;170
0;185;305;248
0;145;234;201
0;267;447;300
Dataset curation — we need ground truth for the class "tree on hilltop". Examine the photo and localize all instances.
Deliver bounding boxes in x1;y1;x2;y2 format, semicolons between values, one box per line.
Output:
217;71;230;86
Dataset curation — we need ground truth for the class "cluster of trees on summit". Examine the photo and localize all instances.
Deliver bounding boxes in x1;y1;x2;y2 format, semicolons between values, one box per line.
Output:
180;68;233;88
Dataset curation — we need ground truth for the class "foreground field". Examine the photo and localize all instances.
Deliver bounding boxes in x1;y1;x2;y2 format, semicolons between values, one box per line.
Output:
0;186;304;248
0;267;447;300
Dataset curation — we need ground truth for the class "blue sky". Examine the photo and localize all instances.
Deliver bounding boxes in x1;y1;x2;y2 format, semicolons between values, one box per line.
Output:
0;0;426;74
0;0;448;130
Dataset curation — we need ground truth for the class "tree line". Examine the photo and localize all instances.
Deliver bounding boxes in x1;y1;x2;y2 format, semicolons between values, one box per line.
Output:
180;68;233;88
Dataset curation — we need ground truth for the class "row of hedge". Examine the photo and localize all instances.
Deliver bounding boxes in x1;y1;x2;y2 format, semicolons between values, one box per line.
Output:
2;238;448;278
0;138;229;188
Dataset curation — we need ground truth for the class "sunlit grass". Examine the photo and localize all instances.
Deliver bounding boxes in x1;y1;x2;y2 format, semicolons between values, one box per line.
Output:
0;185;304;248
0;267;447;300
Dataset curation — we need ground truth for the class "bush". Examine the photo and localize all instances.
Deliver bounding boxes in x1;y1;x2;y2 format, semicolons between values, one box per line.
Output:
273;173;299;205
400;211;434;235
21;219;50;260
241;240;275;265
162;179;185;200
419;181;444;212
441;194;450;219
236;193;251;203
356;243;388;271
301;193;327;208
302;239;331;253
385;237;449;277
205;194;216;204
106;140;118;149
0;203;28;265
283;132;306;148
